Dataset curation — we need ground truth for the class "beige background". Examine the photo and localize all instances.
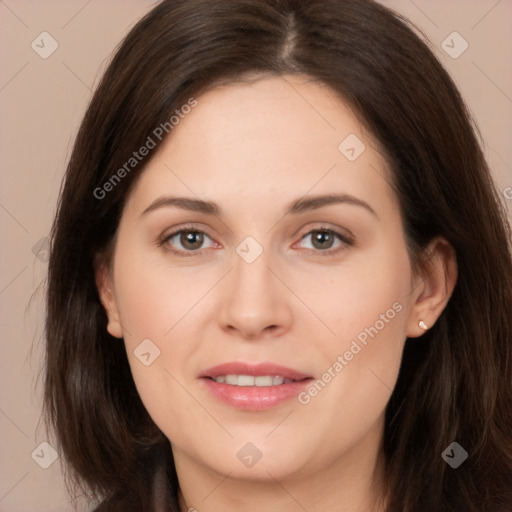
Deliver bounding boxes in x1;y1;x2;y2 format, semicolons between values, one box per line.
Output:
1;1;511;511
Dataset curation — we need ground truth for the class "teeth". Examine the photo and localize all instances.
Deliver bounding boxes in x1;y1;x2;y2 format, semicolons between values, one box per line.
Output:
212;375;295;386
238;375;255;387
225;375;238;385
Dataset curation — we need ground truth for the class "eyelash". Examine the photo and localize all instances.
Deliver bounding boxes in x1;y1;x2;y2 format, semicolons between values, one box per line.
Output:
157;224;354;258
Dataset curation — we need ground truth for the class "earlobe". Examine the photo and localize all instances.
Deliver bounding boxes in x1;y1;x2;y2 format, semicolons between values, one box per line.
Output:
407;237;458;338
94;260;124;339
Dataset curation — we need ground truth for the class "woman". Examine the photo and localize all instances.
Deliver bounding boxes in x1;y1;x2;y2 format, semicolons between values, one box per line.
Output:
43;0;512;511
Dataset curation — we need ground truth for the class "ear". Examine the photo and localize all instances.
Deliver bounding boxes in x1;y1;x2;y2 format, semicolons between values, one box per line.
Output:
94;257;124;339
406;237;458;338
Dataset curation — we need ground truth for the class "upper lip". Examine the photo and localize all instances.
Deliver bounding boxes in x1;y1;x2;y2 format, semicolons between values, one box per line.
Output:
199;362;312;381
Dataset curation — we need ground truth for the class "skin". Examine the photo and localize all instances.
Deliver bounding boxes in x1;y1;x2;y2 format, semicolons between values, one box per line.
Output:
96;74;457;512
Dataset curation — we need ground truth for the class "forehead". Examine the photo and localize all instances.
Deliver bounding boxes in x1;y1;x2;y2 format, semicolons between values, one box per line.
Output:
169;74;367;161
125;74;394;217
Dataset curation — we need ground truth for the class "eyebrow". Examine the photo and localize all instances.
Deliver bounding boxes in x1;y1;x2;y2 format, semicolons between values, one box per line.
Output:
140;193;378;218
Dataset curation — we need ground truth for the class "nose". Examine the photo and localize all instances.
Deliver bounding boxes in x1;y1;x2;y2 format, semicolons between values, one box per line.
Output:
217;246;293;341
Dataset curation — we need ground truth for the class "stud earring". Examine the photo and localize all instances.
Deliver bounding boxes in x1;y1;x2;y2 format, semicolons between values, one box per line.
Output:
418;320;429;330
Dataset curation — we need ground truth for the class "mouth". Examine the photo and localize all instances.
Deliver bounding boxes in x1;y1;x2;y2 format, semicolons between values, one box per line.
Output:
199;362;314;410
207;374;298;386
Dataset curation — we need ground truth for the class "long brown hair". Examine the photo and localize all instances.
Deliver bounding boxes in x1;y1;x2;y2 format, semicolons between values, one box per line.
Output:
43;1;512;510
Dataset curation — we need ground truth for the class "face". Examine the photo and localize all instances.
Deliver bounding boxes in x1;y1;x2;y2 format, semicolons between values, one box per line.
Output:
97;75;436;485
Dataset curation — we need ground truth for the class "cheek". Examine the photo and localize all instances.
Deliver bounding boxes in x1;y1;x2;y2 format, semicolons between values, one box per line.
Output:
112;238;207;342
303;241;411;357
109;244;192;421
296;244;411;413
334;269;408;357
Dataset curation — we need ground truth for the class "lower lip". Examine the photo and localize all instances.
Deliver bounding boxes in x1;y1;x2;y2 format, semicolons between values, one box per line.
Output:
200;377;314;411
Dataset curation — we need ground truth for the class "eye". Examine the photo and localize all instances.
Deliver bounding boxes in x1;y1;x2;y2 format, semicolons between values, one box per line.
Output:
158;225;353;258
159;228;216;257
296;227;352;255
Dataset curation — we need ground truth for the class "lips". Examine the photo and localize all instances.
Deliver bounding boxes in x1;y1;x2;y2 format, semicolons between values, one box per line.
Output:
199;362;314;411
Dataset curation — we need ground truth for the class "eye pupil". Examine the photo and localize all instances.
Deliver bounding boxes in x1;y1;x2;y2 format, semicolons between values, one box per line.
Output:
182;231;203;250
312;230;334;250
